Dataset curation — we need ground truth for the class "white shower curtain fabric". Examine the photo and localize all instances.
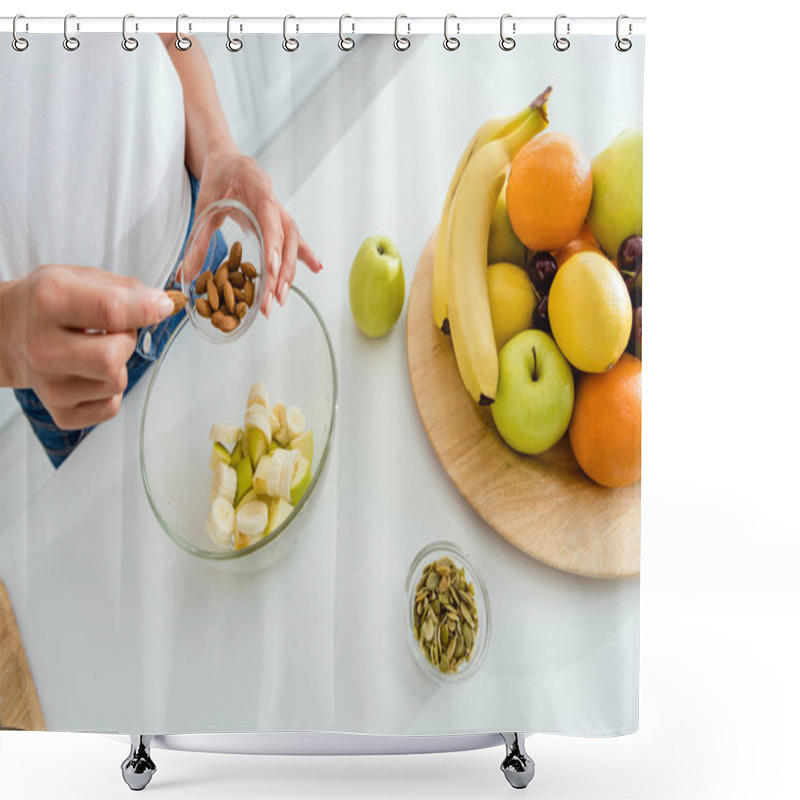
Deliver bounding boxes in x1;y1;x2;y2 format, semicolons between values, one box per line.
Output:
0;31;643;737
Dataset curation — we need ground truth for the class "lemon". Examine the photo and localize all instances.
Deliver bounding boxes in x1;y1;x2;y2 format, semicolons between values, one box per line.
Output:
486;262;538;351
548;251;632;373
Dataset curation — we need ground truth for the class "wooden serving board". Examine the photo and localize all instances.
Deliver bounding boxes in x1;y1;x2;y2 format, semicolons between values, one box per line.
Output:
0;580;46;730
406;234;640;579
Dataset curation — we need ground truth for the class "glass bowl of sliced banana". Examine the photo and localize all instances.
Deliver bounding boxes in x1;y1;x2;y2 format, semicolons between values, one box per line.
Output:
140;285;337;569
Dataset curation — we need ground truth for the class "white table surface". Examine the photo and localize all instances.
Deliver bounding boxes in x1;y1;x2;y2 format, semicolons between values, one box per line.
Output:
0;34;641;737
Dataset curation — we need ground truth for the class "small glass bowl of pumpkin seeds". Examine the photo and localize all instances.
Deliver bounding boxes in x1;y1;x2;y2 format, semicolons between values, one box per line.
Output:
405;541;491;684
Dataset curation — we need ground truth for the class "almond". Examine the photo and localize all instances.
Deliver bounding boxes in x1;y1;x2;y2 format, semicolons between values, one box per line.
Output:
214;264;229;292
244;279;255;307
210;310;226;329
195;271;212;294
207;280;220;311
229;271;246;289
233;287;245;303
218;314;239;333
236;301;248;319
223;281;236;313
241;261;257;280
229;241;242;269
195;296;212;318
166;290;187;316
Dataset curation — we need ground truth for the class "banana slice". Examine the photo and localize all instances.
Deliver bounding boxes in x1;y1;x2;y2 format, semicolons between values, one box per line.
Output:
286;406;305;439
277;449;301;502
253;454;271;495
247;381;270;409
235;500;269;537
206;497;235;547
209;463;237;504
272;403;290;445
209;423;242;444
265;449;288;497
244;405;273;443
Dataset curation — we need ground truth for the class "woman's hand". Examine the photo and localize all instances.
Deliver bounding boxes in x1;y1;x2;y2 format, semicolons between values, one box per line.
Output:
0;266;174;428
196;147;322;317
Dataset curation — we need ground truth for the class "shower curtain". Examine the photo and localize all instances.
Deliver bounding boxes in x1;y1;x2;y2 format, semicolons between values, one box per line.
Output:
0;28;643;739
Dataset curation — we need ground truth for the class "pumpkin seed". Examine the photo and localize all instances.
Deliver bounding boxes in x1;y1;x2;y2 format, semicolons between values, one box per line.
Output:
411;554;479;676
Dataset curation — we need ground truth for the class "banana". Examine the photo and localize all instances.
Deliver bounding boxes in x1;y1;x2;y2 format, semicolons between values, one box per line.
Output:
286;406;305;440
446;87;551;404
262;447;300;501
432;98;543;333
209;462;237;504
271;403;290;446
208;423;241;444
235;500;269;537
247;381;270;409
206;497;235;547
245;405;273;443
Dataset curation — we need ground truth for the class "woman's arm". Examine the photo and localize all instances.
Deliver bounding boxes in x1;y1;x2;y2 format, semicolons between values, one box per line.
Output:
157;34;235;179
159;35;321;317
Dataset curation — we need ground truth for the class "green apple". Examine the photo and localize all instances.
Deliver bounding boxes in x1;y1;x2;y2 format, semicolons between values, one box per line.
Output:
229;439;243;468
234;457;254;506
348;235;405;338
488;182;527;268
290;457;312;506
267;496;294;534
587;125;643;258
289;430;313;464
209;441;232;470
491;330;574;455
247;428;267;470
235;488;257;511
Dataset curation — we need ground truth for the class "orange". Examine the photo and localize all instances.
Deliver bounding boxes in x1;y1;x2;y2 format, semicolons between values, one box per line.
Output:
569;354;641;488
506;132;593;252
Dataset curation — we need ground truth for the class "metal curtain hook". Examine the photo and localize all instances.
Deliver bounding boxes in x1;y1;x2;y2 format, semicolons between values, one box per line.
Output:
339;14;355;51
394;15;410;51
443;14;460;51
553;14;570;51
227;15;243;51
615;15;632;51
12;14;29;51
63;13;80;51
175;14;192;50
499;14;516;51
122;14;138;51
283;15;299;52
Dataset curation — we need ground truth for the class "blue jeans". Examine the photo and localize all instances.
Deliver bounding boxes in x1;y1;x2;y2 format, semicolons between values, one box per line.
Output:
15;174;227;469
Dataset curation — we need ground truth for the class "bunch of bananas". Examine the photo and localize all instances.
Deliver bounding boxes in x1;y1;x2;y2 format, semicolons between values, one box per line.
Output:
432;86;552;405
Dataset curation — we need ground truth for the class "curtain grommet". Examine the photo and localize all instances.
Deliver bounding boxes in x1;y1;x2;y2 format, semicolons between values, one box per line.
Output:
63;13;80;51
444;14;460;51
553;14;570;51
499;14;516;51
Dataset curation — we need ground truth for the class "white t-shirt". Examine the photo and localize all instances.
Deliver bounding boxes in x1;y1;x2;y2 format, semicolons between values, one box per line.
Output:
0;34;191;289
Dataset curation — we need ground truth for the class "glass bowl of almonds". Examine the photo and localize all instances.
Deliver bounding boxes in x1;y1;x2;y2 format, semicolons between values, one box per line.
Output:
180;198;266;344
405;542;491;683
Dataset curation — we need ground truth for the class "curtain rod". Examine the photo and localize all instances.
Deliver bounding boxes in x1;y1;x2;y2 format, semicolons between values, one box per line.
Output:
1;16;646;37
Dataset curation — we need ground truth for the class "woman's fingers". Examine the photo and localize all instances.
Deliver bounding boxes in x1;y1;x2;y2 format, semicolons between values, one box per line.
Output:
40;330;137;382
256;194;285;317
297;236;323;274
52;272;173;332
50;394;124;431
275;212;300;307
41;369;129;407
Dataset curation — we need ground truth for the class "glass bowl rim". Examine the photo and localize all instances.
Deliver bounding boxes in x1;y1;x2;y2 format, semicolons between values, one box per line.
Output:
404;540;492;683
139;283;338;560
181;197;267;345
